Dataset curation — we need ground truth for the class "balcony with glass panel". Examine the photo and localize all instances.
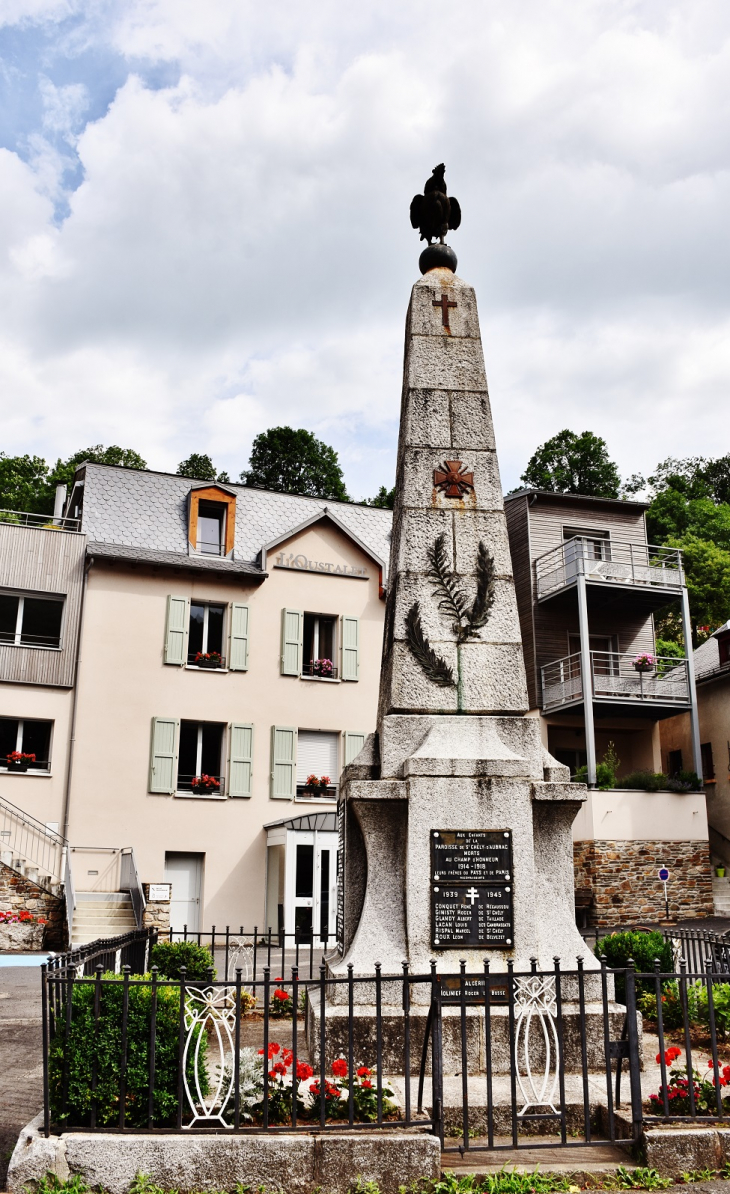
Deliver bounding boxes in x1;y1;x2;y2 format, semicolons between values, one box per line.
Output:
535;537;685;608
541;651;692;717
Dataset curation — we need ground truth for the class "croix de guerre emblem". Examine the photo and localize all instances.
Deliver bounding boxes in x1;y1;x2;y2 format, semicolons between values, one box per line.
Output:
433;460;474;498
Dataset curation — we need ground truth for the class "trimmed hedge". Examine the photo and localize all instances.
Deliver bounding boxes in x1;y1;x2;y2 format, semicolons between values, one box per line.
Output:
149;939;216;980
49;973;207;1127
594;929;673;1001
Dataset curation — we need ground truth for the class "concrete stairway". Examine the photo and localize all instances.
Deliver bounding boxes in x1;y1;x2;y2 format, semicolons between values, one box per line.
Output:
712;876;730;916
71;892;137;946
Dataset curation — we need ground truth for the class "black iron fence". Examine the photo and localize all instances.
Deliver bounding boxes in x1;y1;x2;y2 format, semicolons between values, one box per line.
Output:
40;935;730;1148
579;924;730;974
160;925;334;981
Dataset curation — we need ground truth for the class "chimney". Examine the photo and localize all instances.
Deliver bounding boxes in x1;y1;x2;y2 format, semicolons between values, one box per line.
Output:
53;484;67;520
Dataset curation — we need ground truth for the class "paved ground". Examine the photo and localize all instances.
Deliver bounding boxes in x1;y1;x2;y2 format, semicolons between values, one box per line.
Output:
0;965;44;1192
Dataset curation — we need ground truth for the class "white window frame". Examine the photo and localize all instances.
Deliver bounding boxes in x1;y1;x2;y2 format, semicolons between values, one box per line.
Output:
0;717;53;774
302;612;339;682
195;503;227;557
187;601;227;668
0;591;64;651
176;720;226;799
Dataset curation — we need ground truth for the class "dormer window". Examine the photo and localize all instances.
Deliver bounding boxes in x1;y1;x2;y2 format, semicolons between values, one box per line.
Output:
187;485;237;559
197;501;226;556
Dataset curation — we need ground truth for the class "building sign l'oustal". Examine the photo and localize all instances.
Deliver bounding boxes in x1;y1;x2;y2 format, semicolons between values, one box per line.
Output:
274;551;369;579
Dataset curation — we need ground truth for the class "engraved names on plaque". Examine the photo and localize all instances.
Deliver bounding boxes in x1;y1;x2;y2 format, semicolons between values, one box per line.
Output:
431;829;513;949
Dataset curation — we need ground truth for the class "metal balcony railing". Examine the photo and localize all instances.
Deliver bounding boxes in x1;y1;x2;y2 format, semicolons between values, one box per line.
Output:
295;783;338;800
541;650;691;712
535;537;684;600
0;508;80;532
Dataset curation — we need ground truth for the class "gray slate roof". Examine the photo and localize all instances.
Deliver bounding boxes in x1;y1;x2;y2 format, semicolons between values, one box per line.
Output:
693;620;730;683
79;463;393;577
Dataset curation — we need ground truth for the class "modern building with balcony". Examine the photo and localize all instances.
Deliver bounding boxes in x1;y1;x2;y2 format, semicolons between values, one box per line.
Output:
505;488;712;925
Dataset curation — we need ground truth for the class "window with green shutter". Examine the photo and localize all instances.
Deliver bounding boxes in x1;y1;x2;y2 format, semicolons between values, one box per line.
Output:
164;596;189;665
149;717;179;794
228;603;250;671
271;725;297;798
228;723;253;797
281;609;303;676
343;731;366;766
340;616;359;681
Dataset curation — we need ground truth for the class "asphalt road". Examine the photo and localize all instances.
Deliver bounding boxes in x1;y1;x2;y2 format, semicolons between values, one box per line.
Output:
0;965;44;1192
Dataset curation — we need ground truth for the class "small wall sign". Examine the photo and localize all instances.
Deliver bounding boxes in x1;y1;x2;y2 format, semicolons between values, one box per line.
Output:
149;883;171;901
274;551;369;579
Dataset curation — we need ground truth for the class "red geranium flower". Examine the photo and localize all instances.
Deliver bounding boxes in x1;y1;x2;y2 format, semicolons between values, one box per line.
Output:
357;1066;371;1077
273;988;289;1001
296;1061;313;1080
361;1079;373;1089
332;1058;348;1078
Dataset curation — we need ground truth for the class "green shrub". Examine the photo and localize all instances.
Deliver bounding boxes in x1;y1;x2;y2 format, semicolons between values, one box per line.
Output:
595;930;673;1001
615;770;668;791
573;741;620;790
150;939;215;980
640;978;730;1039
666;770;702;792
49;972;207;1127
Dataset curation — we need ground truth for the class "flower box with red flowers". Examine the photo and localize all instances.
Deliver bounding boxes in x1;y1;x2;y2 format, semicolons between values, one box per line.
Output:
5;751;36;773
190;774;221;795
303;774;331;797
194;651;223;669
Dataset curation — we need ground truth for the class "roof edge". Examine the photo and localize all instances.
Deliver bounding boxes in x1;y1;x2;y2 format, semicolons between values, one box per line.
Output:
504;487;649;511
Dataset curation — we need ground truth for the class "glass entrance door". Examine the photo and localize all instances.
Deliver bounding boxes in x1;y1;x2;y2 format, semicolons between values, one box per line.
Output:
286;831;338;942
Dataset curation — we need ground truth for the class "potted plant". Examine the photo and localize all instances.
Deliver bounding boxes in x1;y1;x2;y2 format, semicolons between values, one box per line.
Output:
304;774;331;797
194;651;223;669
717;866;726;878
191;773;220;795
312;658;334;678
6;751;35;773
633;652;655;673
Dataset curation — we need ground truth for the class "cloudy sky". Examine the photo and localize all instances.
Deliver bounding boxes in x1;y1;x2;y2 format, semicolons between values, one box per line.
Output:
1;1;729;500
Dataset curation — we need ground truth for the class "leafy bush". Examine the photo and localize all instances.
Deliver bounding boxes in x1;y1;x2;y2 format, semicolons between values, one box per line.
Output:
49;973;207;1127
666;770;702;792
595;930;673;1001
573;741;620;790
615;770;668;791
640;978;730;1039
149;939;215;980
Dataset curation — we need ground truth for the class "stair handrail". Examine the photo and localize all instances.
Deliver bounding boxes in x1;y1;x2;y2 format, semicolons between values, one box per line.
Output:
0;794;67;884
120;846;146;929
63;847;76;945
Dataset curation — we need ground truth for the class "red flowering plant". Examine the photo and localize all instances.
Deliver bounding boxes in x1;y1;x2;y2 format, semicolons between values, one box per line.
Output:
649;1048;730;1116
6;751;36;767
256;1041;314;1122
190;774;220;794
303;774;331;796
0;909;46;924
194;651;222;667
312;658;334;678
269;978;294;1018
308;1057;396;1122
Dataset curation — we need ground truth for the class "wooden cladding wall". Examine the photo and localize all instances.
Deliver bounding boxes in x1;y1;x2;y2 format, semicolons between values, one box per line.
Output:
0;525;86;687
506;494;654;710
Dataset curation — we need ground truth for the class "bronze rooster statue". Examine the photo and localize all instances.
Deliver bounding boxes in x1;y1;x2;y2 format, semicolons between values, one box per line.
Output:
409;163;462;244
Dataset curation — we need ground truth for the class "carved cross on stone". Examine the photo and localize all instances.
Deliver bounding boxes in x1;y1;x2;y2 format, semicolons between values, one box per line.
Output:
433;460;475;498
432;293;457;329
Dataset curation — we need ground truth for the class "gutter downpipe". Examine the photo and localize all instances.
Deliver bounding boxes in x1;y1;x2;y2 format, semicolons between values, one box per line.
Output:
680;583;703;783
61;556;92;842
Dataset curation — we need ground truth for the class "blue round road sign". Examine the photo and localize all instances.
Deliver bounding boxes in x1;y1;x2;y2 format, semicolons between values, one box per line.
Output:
658;867;670;882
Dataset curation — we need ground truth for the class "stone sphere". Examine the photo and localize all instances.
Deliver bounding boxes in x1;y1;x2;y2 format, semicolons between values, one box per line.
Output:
419;243;457;275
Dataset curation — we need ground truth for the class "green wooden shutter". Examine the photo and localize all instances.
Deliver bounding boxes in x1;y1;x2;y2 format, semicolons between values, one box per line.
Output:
340;616;360;681
149;717;179;794
164;595;189;665
281;609;303;676
343;731;366;766
228;723;253;798
228;603;249;671
270;725;297;799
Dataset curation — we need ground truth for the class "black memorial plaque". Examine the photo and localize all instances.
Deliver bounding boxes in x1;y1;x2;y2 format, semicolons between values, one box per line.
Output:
431;883;513;948
431;830;512;883
440;974;510;1005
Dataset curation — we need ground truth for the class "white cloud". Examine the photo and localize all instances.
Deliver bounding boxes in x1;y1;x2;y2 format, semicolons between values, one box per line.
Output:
0;0;730;499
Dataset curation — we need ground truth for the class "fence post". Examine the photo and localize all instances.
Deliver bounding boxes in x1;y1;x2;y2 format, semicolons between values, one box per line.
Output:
430;959;444;1146
41;962;50;1138
624;959;643;1142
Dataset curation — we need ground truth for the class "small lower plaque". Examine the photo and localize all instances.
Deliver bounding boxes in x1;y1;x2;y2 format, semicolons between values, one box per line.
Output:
440;975;509;1005
431;884;513;948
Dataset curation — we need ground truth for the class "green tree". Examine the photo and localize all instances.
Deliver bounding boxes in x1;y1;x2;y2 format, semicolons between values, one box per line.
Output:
177;453;217;481
519;430;621;498
0;453;51;513
48;445;148;496
241;427;349;501
363;485;395;509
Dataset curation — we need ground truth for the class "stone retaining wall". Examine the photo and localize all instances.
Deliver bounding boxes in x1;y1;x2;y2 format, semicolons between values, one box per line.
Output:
574;839;714;926
0;861;65;949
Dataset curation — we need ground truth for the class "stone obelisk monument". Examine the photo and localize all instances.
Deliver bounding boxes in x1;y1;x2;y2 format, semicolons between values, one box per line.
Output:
331;166;595;989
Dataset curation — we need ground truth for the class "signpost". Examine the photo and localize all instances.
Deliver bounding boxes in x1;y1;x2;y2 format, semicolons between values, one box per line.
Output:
658;866;670;920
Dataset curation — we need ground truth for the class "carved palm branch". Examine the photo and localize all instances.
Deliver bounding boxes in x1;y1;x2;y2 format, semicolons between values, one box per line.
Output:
466;541;496;636
427;533;470;636
405;602;455;688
